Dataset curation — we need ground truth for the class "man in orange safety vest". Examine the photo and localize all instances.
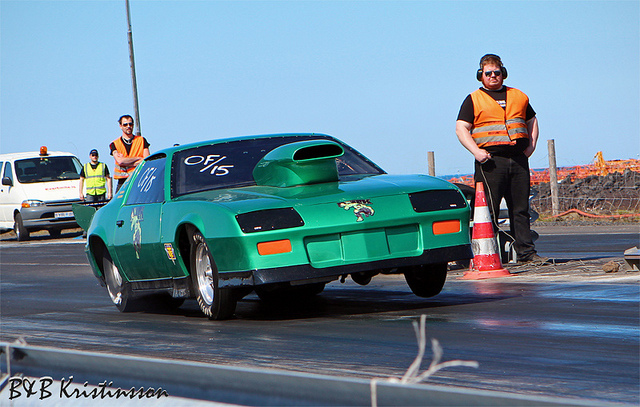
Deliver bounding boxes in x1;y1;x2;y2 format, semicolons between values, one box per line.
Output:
109;115;150;191
456;54;548;265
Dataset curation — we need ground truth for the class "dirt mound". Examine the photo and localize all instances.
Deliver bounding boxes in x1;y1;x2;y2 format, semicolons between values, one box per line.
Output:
532;169;640;223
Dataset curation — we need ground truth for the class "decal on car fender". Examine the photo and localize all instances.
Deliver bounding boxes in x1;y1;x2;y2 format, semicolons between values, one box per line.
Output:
131;206;144;259
164;243;177;264
338;200;374;222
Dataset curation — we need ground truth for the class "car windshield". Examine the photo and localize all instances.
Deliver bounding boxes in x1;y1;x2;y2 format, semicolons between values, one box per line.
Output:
15;156;82;183
171;135;385;197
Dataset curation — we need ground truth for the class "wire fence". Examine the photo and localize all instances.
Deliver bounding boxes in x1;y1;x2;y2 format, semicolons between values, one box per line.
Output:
531;169;640;218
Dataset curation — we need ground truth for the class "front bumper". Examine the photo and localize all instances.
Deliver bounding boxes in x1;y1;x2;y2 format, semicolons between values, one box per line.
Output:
218;244;472;288
21;201;81;230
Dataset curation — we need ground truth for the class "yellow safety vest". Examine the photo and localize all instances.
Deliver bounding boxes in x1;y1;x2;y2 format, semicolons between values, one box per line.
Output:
84;162;107;195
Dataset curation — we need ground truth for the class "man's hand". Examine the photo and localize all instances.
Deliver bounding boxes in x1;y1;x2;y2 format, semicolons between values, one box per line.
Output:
113;151;143;167
474;150;492;163
456;120;492;163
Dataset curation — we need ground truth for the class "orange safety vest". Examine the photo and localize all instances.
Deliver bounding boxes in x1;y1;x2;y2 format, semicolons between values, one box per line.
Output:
112;136;145;179
470;87;530;148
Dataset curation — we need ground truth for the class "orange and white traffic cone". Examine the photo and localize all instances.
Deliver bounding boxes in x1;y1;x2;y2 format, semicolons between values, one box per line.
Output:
461;182;511;280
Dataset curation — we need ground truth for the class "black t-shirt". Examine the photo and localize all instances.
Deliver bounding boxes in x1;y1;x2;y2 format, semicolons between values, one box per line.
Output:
457;87;536;156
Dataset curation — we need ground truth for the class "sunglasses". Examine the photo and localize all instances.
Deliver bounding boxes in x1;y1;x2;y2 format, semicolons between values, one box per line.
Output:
121;122;134;127
484;70;502;77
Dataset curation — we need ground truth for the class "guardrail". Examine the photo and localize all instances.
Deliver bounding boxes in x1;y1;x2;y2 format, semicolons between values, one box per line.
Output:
0;342;603;406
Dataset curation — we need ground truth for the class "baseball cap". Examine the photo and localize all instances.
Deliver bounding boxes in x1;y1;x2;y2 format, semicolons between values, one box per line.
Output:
90;149;99;156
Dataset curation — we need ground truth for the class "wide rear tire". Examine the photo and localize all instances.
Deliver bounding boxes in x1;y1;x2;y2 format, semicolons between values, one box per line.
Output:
403;263;448;298
190;231;236;320
103;249;143;312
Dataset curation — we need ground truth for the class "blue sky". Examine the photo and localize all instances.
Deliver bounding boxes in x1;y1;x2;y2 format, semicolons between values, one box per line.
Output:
1;0;638;177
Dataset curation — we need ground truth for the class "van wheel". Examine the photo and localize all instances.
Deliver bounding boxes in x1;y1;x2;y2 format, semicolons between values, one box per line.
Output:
14;213;29;241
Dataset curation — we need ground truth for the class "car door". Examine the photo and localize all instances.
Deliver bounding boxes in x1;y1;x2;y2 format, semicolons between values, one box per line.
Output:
111;156;171;281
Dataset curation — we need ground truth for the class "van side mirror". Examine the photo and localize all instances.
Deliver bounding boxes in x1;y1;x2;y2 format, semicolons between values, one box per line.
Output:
2;177;13;186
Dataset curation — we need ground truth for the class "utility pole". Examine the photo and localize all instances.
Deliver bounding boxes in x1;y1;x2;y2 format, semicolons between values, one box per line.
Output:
126;0;141;137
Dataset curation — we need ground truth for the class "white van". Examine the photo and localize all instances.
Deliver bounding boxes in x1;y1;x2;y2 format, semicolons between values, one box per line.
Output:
0;147;83;240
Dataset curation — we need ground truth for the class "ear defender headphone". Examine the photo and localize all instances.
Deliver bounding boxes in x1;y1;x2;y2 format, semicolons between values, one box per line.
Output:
476;53;508;81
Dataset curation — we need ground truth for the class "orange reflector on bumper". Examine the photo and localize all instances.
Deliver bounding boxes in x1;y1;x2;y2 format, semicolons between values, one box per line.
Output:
257;239;292;255
432;220;460;235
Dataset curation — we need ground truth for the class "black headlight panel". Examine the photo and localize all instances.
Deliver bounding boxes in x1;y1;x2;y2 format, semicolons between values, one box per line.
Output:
409;190;468;213
236;207;304;233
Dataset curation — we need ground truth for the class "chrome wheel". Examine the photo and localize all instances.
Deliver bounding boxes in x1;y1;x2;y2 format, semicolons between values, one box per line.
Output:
104;251;123;305
102;248;141;312
189;230;236;320
195;243;215;306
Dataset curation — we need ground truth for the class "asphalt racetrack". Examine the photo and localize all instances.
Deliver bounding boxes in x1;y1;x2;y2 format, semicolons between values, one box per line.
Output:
1;225;638;405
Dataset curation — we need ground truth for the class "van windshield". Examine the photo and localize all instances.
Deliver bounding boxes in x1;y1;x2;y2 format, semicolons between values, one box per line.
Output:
15;156;82;183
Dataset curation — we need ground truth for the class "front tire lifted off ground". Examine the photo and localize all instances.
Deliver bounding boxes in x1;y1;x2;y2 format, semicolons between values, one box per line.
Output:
190;230;237;320
402;263;448;298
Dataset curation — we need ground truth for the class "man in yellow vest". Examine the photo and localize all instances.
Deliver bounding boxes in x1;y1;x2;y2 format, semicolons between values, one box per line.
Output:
79;149;112;202
109;115;150;191
456;54;548;265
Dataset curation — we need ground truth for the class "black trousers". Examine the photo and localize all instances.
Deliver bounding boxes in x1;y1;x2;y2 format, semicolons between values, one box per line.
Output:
84;193;105;202
116;178;127;192
474;154;536;260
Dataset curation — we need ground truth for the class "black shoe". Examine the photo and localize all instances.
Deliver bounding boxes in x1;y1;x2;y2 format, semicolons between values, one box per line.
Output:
518;254;551;266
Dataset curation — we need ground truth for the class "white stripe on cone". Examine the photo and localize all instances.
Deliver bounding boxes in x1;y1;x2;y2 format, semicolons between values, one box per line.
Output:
474;203;492;224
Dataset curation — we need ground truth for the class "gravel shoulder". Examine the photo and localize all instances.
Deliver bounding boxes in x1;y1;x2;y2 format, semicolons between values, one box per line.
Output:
449;257;639;284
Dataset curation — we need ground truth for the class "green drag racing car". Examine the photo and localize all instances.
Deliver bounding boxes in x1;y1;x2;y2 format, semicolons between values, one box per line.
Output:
74;134;471;320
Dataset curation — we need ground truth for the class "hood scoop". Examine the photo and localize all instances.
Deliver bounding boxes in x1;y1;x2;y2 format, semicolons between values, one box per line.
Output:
253;140;344;188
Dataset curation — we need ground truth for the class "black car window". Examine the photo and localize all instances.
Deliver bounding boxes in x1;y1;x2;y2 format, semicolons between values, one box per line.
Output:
126;156;166;205
171;135;385;197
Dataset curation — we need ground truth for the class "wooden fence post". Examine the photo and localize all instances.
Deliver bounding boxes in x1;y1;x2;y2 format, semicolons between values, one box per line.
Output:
547;139;560;216
427;151;435;176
